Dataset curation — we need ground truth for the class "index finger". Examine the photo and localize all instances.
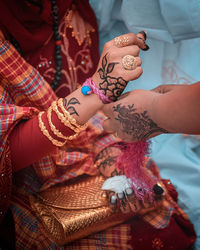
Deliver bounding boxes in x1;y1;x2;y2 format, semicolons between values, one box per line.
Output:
113;32;149;51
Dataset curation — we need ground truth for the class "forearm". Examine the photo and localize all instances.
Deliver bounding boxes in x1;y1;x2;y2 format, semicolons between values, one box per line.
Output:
154;82;200;134
64;86;103;125
8;30;147;168
10;88;103;171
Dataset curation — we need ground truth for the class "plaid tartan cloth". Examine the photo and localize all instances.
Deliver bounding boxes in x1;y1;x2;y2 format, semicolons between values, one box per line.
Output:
0;40;196;249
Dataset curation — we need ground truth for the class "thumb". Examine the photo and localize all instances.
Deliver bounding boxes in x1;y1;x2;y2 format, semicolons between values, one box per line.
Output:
101;104;110;116
102;103;112;117
102;117;115;134
102;103;118;133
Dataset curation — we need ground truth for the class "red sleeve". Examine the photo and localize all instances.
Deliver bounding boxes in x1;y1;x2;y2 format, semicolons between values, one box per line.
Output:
9;109;75;172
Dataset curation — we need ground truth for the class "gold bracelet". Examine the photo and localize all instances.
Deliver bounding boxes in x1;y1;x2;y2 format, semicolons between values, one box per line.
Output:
58;98;88;130
38;111;66;147
51;101;80;133
47;106;78;140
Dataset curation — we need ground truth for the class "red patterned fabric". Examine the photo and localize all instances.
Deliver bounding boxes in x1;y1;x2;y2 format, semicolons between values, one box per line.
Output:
0;1;197;249
130;214;196;249
0;0;99;222
0;0;99;97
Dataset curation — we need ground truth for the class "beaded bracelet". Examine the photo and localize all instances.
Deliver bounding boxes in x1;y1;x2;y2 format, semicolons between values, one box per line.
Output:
81;78;112;104
47;106;78;141
38;111;66;147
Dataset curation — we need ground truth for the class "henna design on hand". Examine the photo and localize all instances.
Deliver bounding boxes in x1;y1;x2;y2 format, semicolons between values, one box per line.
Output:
64;97;80;116
113;104;168;140
95;147;122;177
98;156;119;174
98;54;128;101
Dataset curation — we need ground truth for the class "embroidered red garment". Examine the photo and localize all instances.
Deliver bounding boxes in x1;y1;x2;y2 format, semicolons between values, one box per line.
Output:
0;0;99;97
0;0;99;222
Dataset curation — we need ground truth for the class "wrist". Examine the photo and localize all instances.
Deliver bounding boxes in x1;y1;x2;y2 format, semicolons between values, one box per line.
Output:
154;82;200;134
82;77;112;104
153;92;175;134
149;92;170;135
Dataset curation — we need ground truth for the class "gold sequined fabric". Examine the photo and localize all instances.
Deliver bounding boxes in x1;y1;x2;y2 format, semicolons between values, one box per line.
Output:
29;175;134;245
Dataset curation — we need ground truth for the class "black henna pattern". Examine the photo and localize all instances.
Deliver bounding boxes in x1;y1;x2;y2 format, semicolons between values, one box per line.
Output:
98;156;116;170
95;147;122;177
98;54;128;101
64;97;80;116
113;104;168;140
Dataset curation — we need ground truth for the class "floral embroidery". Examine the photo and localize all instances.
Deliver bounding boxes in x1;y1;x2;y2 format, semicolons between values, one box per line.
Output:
64;5;95;46
35;6;95;95
152;238;164;250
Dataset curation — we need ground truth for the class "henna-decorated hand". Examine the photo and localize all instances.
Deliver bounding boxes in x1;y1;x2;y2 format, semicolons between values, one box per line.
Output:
95;145;123;178
102;175;164;214
102;89;169;142
92;32;149;101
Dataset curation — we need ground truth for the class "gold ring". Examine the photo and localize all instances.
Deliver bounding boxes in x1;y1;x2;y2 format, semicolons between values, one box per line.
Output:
122;55;137;70
114;36;129;47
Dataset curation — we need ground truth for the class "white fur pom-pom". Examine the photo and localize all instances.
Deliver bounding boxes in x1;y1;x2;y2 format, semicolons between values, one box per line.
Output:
101;175;132;193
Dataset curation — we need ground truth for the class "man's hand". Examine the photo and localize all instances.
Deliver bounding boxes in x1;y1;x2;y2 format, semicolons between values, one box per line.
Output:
102;89;168;142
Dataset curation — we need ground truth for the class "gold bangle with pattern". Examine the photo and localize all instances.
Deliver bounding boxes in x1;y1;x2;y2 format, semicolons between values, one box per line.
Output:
58;98;88;130
51;101;80;133
38;111;66;147
47;106;78;141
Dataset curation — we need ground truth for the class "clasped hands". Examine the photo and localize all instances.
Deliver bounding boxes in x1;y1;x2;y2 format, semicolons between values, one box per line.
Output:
92;31;170;214
92;31;170;143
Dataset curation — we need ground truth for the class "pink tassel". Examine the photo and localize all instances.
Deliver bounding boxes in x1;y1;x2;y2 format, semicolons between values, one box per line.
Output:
115;141;157;202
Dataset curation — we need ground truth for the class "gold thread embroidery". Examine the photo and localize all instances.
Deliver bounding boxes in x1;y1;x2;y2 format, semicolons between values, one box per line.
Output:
64;5;95;46
152;238;164;250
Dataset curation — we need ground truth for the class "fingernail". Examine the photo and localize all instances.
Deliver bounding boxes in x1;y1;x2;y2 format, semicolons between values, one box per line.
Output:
117;192;124;199
138;36;150;51
138;30;147;40
153;184;164;195
143;44;150;51
110;195;117;204
137;36;145;42
125;187;134;196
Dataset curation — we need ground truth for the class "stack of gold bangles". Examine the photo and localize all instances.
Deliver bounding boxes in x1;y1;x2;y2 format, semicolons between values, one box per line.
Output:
38;98;87;147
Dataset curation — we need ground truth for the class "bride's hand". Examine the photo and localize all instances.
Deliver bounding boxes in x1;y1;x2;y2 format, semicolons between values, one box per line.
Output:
92;32;148;101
